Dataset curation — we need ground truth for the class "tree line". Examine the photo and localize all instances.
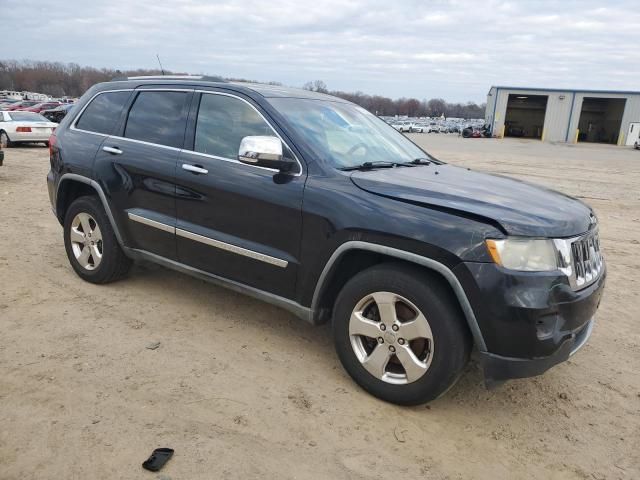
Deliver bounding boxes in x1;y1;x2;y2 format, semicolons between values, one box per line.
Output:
0;60;175;98
0;60;485;118
303;80;485;119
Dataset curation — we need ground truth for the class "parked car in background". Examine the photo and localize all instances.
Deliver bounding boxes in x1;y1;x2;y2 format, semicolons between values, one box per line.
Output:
411;122;429;133
0;111;57;147
462;124;492;138
23;101;62;113
0;99;21;108
391;120;413;133
7;100;41;111
41;104;74;123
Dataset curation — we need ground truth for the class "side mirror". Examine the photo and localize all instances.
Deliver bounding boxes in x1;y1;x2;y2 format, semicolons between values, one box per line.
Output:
238;136;295;172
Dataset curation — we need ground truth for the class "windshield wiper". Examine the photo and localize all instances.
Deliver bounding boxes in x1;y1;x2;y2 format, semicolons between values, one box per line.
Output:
403;157;432;165
339;161;402;171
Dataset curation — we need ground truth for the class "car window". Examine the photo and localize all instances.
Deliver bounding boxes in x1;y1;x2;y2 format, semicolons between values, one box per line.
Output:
8;112;49;122
124;91;189;148
269;98;431;169
194;93;273;159
75;91;131;135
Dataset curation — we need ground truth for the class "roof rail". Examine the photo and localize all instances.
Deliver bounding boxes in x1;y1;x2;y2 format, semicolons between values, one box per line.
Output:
122;75;226;82
126;75;203;80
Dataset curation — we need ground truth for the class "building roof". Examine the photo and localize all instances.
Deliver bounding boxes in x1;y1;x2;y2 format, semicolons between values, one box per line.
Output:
489;85;640;96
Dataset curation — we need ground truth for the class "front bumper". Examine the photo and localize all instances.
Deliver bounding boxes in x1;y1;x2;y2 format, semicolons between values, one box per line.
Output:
479;316;595;381
456;261;606;382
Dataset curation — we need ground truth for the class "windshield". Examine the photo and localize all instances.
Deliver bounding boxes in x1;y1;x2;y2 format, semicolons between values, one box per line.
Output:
268;98;434;169
8;112;49;122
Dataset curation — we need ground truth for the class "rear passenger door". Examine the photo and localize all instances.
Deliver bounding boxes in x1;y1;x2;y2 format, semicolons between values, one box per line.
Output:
67;90;133;178
93;89;192;259
174;91;306;299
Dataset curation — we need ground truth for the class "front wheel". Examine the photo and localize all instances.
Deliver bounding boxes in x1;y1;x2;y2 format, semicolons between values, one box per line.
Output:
333;263;471;405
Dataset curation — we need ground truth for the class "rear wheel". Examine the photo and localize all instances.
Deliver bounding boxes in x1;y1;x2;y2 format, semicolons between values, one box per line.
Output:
63;196;131;284
333;263;471;405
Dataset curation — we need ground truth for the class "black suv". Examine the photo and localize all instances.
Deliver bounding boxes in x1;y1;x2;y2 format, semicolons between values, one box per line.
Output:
47;77;606;405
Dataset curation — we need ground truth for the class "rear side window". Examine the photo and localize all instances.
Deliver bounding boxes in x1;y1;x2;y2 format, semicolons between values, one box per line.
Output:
75;91;130;135
124;91;189;148
194;93;273;159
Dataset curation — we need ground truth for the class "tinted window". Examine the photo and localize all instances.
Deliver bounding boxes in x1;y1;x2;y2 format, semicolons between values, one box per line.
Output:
194;94;273;159
124;91;189;148
75;91;130;135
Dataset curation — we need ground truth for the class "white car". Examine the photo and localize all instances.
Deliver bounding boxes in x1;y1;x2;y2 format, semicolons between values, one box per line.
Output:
0;111;57;147
391;121;413;133
411;123;430;133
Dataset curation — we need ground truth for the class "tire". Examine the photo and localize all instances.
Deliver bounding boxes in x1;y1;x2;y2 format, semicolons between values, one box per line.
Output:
333;263;471;405
63;195;132;284
0;131;12;148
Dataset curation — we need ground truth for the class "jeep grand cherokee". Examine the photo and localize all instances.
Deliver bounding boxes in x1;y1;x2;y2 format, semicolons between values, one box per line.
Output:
47;77;606;405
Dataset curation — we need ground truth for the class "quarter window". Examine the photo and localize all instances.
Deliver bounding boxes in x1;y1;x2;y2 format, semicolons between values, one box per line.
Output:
194;94;273;159
124;91;189;148
75;91;131;135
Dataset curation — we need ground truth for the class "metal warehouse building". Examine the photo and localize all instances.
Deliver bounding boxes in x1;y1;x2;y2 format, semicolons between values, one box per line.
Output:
486;86;640;146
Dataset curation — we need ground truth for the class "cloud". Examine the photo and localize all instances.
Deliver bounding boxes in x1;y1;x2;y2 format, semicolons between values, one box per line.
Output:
4;0;639;101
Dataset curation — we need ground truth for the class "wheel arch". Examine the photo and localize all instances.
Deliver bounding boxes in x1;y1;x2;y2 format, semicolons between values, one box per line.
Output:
56;174;125;247
311;241;487;352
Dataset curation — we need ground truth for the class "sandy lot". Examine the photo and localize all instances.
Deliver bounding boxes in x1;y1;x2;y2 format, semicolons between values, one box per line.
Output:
1;135;638;480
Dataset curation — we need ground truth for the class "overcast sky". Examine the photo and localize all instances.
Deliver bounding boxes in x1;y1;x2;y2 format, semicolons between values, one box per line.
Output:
5;0;639;102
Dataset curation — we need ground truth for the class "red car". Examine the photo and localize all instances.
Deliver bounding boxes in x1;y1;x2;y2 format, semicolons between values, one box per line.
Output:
7;100;41;111
23;102;62;113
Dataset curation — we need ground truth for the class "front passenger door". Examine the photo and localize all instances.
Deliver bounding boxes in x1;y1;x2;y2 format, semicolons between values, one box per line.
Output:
175;92;306;299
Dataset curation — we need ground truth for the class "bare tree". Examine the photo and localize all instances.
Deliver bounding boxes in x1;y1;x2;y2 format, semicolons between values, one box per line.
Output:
303;80;328;94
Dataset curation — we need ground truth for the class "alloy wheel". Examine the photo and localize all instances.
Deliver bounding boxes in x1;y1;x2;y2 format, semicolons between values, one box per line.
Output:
69;212;103;270
349;291;434;385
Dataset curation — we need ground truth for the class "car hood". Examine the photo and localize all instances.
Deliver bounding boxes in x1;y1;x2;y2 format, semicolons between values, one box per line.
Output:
350;164;593;237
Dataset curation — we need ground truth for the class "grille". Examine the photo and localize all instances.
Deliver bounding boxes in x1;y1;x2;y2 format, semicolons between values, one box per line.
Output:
570;230;603;289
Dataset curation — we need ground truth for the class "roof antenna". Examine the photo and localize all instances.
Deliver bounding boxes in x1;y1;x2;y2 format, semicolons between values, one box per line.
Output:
156;54;165;75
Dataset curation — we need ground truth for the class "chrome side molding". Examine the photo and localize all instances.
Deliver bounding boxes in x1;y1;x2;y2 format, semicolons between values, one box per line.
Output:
128;212;175;234
175;228;288;268
127;211;288;268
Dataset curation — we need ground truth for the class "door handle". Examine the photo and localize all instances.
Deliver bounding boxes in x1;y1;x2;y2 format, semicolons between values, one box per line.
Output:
182;164;208;175
103;146;123;155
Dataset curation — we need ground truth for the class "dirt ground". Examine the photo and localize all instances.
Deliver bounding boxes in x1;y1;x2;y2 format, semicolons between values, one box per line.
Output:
1;135;638;480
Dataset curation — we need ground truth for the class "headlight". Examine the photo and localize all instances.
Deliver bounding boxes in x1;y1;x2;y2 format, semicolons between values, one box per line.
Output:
485;238;558;271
